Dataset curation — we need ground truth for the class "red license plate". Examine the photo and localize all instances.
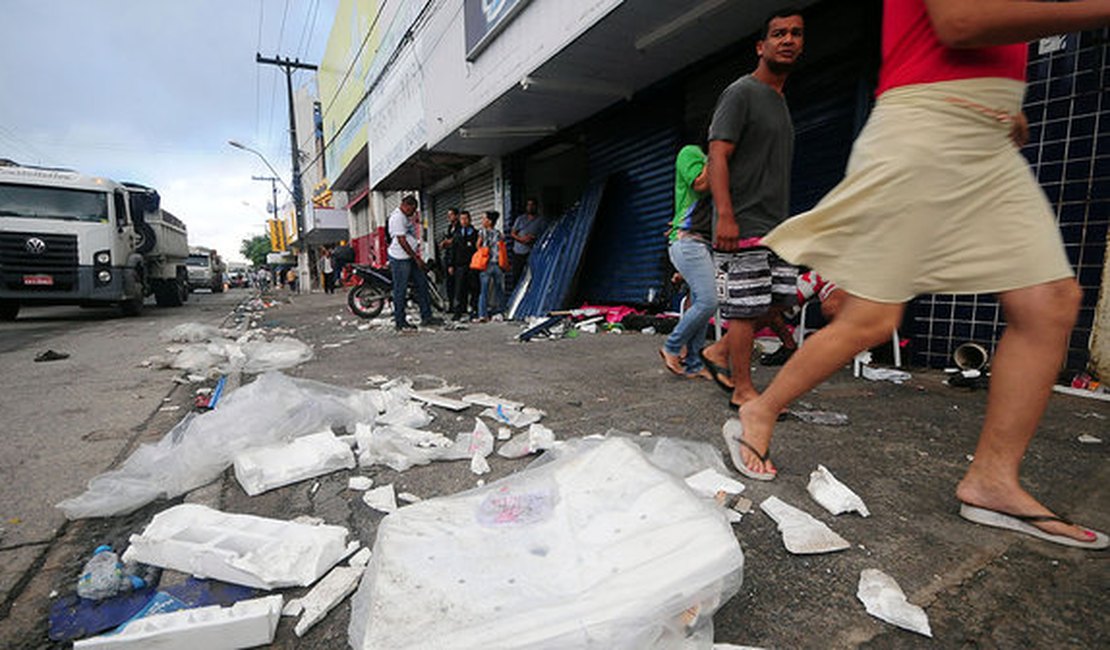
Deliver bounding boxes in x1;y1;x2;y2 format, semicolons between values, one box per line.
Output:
23;275;54;286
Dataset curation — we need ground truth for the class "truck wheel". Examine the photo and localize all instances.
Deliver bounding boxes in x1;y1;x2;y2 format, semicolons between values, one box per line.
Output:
154;279;183;307
0;301;19;321
119;296;144;317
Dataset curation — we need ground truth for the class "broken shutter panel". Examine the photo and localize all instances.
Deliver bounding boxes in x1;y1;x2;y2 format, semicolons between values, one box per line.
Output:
580;116;679;305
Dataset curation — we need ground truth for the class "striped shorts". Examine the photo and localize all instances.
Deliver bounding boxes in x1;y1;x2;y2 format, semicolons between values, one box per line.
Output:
714;248;798;320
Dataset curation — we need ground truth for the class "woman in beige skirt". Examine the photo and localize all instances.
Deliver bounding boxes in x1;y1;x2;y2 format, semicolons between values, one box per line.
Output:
730;0;1110;549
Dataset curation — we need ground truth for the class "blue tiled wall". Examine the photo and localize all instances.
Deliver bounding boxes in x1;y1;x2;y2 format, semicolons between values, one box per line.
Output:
910;28;1109;373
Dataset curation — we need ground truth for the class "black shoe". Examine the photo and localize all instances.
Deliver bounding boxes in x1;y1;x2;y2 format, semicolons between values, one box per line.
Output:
423;317;445;327
395;322;418;332
759;346;795;366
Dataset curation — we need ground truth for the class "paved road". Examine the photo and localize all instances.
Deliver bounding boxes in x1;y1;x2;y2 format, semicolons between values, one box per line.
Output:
1;290;1107;648
0;289;247;610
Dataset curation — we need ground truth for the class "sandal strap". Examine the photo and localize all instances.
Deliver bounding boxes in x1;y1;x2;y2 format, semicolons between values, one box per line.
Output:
737;438;769;463
1012;513;1073;526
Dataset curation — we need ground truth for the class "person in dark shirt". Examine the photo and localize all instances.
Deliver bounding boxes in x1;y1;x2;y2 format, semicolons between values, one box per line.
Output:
450;210;479;320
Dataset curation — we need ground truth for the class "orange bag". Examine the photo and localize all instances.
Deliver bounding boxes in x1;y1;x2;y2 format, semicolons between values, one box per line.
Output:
497;240;510;270
470;246;490;271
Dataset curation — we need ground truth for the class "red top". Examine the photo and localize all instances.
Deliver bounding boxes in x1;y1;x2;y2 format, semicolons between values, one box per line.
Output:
878;0;1027;96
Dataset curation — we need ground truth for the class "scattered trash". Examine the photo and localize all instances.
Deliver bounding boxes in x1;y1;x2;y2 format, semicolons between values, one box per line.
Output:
1077;434;1103;444
160;323;225;343
73;595;283;650
122;504;354;590
731;496;753;515
397;492;421;503
233;431;356;496
411;391;470;411
861;366;912;384
497;423;557;459
759;496;851;555
480;404;545;428
354;423;454;471
57;372;381;519
347;438;743;649
856;569;932;637
462;393;525;410
1074;411;1107;420
292;515;326;526
158;405;181;412
1053;384;1110;402
952;342;989;372
497;426;512;441
789;410;849;426
945;368;987;390
348;476;374;491
76;545;158;601
363;484;398;514
807;465;870;517
289;550;371;637
641;326;656;335
34;349;70;362
469;453;491;475
684;469;746;499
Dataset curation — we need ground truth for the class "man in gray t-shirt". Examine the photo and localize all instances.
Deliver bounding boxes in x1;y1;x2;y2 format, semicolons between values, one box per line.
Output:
698;11;804;465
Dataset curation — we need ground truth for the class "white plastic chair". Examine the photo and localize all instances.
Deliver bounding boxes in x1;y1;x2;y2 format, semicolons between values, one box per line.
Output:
794;301;901;367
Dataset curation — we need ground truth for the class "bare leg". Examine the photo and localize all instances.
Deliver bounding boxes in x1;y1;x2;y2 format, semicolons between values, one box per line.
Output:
763;307;797;352
737;295;904;474
955;279;1096;542
728;319;760;405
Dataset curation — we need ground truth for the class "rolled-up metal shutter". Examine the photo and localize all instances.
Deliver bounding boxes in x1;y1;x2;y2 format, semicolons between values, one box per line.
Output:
430;185;463;265
462;170;496;218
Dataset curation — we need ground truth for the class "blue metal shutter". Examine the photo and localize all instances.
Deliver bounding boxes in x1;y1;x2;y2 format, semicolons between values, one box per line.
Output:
580;116;679;305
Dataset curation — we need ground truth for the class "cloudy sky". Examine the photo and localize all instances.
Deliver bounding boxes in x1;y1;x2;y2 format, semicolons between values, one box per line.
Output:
0;0;339;263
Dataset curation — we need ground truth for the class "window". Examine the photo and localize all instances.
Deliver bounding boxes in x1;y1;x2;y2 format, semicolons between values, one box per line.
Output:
0;183;110;223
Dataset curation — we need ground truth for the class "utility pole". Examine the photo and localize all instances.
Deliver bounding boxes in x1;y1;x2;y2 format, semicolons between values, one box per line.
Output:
251;175;280;220
255;54;317;247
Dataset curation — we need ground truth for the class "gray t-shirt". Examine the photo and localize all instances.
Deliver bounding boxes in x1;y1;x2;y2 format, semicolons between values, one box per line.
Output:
707;74;794;239
511;214;547;255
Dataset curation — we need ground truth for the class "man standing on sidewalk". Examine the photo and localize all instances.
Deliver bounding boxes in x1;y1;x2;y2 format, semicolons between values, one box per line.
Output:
509;198;546;292
439;208;460;312
699;9;804;408
388;195;442;331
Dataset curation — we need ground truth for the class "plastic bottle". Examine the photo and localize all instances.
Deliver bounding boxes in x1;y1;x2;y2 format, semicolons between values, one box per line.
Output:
76;545;148;600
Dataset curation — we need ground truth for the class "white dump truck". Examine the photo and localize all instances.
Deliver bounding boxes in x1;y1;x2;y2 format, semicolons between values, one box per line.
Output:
186;246;226;293
0;162;190;319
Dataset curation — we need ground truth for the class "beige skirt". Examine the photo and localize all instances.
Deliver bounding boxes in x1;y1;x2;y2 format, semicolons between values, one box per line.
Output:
763;77;1074;303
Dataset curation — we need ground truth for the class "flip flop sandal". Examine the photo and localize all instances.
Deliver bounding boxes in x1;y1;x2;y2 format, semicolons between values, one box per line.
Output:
721;418;776;481
959;503;1109;550
659;349;684;376
699;350;734;393
730;402;790;421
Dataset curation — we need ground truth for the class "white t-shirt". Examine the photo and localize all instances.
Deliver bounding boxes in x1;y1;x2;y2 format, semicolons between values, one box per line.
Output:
387;208;419;260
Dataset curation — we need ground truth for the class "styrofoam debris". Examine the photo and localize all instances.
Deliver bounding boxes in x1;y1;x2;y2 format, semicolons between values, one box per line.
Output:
442;419;496;461
348;547;372;568
479;405;545;428
292;515;325;526
497;426;512;441
347;438;743;649
355;422;455;471
363;484;398;514
293;562;364;637
725;510;743;524
789;410;849;426
1077;434;1103;444
857;569;932;637
411;391;470;411
462;393;525;410
759;496;850;555
121;504;352;590
497;423;556;459
684;469;746;498
861;366;912;384
233;431;356;496
714;644;767;650
807;465;870;517
348;476;374;491
74;595;283;649
282;599;304;617
470;453;491;475
639;430;654;437
366;375;389;385
397;492;421;503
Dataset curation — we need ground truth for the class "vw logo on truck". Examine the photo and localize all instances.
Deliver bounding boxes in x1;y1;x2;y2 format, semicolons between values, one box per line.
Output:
25;237;47;255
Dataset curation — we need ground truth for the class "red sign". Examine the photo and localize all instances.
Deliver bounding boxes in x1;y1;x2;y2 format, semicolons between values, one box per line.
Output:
23;275;53;286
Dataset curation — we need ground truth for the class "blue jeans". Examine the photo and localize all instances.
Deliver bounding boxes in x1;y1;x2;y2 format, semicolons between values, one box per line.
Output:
389;256;432;327
664;237;717;373
479;264;505;318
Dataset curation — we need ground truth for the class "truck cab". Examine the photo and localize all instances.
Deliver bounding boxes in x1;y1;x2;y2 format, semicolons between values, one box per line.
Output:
0;163;189;319
186;247;225;293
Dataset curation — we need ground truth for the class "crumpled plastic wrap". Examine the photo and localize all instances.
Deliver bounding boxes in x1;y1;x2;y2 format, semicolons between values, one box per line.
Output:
348;438;744;650
160;322;225;343
57;373;381;519
856;569;932;637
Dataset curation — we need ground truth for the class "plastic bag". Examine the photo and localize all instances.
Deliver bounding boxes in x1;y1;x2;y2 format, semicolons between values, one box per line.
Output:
348;438;743;649
57;373;381;519
160;322;224;343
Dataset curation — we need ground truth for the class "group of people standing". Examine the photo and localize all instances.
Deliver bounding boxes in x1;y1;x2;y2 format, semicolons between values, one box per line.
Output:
662;1;1108;549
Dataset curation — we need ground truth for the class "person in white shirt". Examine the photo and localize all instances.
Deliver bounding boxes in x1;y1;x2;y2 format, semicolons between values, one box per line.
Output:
387;195;441;330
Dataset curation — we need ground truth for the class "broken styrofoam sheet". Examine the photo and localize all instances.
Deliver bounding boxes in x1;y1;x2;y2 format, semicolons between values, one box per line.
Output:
347;438;744;650
348;476;374;491
470;453;491;475
291;561;366;637
73;594;283;650
397;492;421;504
479;405;545;428
1077;434;1103;444
714;644;767;650
497;423;557;459
856;569;932;637
462;393;525;411
807;465;870;517
441;418;496;461
759;496;851;555
57;373;383;519
410;391;470;411
861;366;912;384
540;432;733;483
354;422;455;471
363;484;398;514
684;469;746;499
233;431;356;496
121;504;354;590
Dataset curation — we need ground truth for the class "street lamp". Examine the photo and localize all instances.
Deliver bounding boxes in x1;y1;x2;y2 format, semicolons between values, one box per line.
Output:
227;140;293;195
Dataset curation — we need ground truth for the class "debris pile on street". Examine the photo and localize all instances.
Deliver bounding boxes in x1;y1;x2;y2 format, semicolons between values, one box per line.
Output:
147;322;314;376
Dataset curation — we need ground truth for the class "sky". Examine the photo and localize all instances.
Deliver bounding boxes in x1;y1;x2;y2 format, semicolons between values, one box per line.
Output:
0;0;339;263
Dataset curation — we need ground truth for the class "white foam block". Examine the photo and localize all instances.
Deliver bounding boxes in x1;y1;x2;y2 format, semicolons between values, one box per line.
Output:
807;465;870;517
684;469;746;498
294;564;365;636
74;595;282;649
362;484;397;514
759;496;850;555
233;431;356;496
121;504;351;589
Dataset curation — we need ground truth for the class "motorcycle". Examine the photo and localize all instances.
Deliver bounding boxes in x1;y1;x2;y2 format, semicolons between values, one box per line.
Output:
346;263;446;319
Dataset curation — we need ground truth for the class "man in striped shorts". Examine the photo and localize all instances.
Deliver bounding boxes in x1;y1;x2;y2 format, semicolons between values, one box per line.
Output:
698;9;803;408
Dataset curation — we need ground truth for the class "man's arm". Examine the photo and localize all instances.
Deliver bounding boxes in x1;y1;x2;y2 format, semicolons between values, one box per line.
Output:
692;165;709;193
924;0;1109;48
397;237;427;271
708;140;739;251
